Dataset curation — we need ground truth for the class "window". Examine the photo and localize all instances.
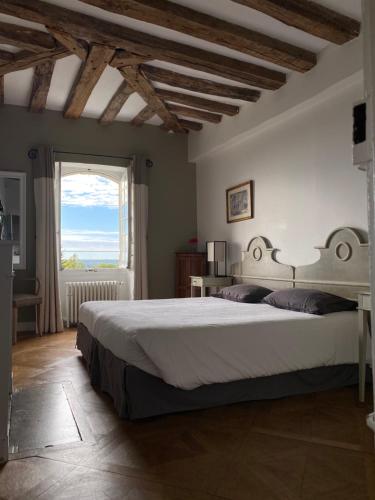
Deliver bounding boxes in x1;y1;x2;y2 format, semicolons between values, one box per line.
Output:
56;161;129;271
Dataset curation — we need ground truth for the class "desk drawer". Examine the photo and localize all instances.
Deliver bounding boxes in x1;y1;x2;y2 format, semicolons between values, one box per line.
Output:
191;277;202;287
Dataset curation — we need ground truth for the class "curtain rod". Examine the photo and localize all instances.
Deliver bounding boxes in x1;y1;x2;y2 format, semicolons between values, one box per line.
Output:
28;149;153;167
28;148;133;161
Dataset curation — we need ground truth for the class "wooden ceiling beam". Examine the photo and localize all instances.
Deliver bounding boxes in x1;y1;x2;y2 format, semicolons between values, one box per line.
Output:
0;20;56;52
166;103;222;124
231;0;361;45
29;60;55;112
64;44;115;119
178;118;203;132
120;65;185;133
131;104;155;126
48;28;88;60
99;80;134;124
141;65;260;102
80;0;316;73
0;0;286;89
0;47;69;76
0;49;15;63
155;88;239;116
110;50;150;68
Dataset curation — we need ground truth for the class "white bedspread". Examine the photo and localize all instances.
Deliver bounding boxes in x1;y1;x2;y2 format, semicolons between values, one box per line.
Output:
79;297;359;390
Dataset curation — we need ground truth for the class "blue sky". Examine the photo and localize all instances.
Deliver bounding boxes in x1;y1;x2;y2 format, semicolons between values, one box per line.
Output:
61;174;120;261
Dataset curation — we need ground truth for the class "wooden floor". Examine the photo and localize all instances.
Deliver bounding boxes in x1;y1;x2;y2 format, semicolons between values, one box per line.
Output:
1;331;375;500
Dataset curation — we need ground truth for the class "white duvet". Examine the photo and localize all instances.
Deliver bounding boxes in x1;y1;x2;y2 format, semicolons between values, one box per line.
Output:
79;297;359;390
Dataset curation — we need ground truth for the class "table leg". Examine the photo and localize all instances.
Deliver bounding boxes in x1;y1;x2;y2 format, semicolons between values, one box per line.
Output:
358;309;368;402
201;286;206;297
191;285;194;298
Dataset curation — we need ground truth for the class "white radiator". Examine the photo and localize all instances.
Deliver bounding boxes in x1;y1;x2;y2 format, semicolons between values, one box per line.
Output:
65;281;122;327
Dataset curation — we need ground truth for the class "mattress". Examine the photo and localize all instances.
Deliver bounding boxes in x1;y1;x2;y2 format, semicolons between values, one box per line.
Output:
78;297;359;390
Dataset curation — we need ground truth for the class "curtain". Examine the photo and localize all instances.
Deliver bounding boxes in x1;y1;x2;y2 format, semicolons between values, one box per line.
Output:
131;157;149;300
33;146;63;333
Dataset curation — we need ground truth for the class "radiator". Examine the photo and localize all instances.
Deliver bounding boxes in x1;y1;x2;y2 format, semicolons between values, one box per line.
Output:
65;281;122;327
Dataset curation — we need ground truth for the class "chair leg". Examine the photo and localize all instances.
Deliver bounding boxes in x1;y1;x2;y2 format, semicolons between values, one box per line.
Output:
36;303;42;336
12;307;18;345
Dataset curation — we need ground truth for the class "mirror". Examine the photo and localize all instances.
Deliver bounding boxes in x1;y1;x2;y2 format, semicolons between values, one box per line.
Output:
0;171;26;269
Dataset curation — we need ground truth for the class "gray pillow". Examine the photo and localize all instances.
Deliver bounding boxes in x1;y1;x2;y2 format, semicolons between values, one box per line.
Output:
216;284;272;303
262;288;357;315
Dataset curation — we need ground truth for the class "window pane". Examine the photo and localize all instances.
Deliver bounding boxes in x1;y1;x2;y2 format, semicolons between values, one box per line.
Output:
61;174;120;269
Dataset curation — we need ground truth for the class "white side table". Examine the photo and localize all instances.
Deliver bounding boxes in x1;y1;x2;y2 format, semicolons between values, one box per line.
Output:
358;292;371;402
190;276;233;297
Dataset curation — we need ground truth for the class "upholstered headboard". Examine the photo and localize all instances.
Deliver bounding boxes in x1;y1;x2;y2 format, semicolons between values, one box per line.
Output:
233;227;369;300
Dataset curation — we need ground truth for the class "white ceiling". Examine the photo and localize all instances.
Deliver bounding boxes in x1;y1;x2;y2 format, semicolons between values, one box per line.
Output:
0;0;362;127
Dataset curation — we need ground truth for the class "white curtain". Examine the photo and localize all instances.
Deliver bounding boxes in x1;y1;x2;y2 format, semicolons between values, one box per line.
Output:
33;146;63;333
131;157;149;300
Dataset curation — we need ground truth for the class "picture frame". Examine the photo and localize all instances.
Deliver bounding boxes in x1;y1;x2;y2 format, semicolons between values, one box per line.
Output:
226;180;253;224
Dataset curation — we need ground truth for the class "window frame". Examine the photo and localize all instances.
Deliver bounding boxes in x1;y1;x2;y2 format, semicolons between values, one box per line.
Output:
56;160;130;273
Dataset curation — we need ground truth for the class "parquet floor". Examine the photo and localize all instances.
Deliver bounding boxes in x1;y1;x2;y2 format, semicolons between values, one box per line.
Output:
1;330;375;500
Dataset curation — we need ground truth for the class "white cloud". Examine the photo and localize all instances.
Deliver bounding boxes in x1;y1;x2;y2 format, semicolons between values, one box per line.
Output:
62;229;119;251
61;174;119;208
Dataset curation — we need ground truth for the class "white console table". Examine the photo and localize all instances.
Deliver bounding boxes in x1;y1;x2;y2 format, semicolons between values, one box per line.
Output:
190;275;233;297
358;292;372;403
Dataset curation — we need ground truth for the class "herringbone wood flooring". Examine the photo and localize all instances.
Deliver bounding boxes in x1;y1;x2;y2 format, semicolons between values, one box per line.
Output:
0;330;374;500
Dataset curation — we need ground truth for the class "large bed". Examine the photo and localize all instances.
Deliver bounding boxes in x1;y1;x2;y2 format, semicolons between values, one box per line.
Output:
76;227;370;419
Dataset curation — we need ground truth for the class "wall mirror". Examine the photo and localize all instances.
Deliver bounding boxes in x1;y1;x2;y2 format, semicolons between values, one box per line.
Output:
0;171;26;269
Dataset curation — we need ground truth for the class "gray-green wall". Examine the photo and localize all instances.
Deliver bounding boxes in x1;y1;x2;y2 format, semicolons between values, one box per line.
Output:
0;105;196;300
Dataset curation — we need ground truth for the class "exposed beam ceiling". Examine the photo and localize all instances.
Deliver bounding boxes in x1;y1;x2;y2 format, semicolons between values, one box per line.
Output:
0;47;69;76
231;0;361;45
0;20;56;52
64;44;115;119
120;65;185;133
131;104;155;126
29;60;55;112
155;88;239;117
110;50;150;68
0;0;286;89
48;28;88;60
0;0;361;134
99;80;134;124
141;65;261;102
0;49;15;63
178;118;203;131
166;103;222;124
80;0;316;73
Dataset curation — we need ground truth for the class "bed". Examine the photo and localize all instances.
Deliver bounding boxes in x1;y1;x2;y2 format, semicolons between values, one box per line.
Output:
76;227;370;419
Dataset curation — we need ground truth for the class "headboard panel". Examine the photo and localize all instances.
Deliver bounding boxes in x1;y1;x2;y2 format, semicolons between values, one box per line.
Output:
233;236;294;290
232;227;369;299
295;227;369;299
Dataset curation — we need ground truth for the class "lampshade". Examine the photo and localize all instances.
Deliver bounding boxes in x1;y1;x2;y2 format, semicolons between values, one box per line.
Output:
207;241;226;262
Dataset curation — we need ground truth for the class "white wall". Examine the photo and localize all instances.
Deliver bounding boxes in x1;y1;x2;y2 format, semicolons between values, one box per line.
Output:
190;37;362;163
196;78;368;270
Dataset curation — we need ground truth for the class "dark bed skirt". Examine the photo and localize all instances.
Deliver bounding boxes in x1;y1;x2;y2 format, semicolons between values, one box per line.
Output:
76;323;370;420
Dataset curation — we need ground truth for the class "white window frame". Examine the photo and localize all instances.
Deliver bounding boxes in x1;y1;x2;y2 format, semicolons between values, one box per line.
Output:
55;160;130;274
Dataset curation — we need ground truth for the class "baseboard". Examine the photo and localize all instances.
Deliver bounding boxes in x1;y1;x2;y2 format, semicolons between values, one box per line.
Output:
17;321;36;332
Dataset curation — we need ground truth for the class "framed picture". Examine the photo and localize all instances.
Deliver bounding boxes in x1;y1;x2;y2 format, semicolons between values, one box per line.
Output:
226;181;253;223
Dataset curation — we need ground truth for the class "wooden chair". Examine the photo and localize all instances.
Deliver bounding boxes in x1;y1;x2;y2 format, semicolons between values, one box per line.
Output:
12;278;42;345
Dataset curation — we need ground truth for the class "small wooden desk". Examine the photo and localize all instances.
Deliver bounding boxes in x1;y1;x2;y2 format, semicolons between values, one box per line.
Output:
190;276;233;297
358;292;371;402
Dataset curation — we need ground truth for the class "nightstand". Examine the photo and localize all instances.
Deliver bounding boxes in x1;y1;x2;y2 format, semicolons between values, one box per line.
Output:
190;276;233;297
358;292;372;402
